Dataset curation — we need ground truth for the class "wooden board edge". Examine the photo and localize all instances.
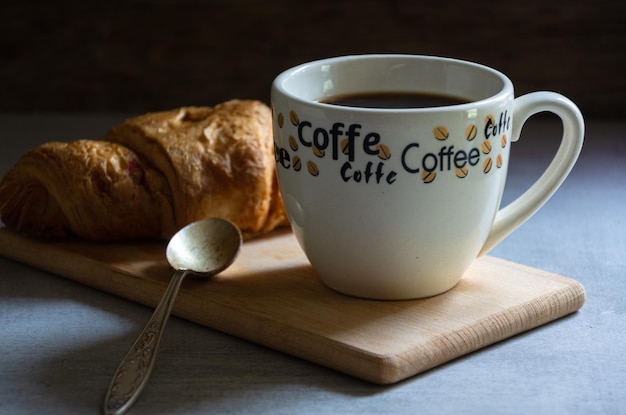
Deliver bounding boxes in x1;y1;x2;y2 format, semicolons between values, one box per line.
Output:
0;230;165;307
370;278;587;384
168;266;586;385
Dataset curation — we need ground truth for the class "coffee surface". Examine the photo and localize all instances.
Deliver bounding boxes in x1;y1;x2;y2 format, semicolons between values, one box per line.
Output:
321;92;468;109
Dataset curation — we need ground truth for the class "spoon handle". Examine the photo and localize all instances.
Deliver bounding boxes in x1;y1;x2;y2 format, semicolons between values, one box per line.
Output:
104;269;187;415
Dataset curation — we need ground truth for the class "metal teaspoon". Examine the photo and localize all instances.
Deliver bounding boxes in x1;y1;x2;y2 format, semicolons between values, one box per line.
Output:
104;217;242;415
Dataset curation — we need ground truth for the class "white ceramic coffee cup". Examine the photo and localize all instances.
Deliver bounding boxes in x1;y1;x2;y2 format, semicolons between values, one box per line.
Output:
271;54;584;300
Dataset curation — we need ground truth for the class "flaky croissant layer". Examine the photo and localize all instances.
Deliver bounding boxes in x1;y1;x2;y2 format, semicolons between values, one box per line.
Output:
0;100;289;241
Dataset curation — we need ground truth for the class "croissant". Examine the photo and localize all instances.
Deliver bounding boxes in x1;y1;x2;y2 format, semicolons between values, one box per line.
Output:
0;99;289;241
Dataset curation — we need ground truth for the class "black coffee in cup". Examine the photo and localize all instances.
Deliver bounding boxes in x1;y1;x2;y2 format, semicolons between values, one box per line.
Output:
321;92;468;109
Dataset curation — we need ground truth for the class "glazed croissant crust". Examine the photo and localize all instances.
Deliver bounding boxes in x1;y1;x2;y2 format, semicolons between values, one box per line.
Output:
0;100;288;241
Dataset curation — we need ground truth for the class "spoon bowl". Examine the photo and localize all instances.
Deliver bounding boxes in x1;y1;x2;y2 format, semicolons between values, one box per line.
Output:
104;217;242;415
166;217;242;276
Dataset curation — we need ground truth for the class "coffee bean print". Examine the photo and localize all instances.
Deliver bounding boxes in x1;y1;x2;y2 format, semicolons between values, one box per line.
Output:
340;138;350;155
312;145;325;158
289;111;299;126
496;154;503;168
455;166;469;178
485;114;495;125
377;144;391;160
434;126;449;141
421;170;436;183
289;135;298;151
483;157;492;173
501;134;507;148
307;160;319;176
277;113;284;128
481;140;492;154
465;124;477;141
292;156;302;171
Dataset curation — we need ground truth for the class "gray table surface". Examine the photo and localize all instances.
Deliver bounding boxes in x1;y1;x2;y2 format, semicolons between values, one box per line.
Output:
1;113;624;415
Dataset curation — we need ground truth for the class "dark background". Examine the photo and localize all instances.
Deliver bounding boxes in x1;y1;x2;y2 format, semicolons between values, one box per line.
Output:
2;0;624;118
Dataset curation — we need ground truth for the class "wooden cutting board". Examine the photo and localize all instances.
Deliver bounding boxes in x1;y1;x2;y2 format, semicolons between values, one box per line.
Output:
0;227;585;384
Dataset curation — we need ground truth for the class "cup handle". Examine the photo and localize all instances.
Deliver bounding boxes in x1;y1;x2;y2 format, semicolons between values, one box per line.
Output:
478;91;585;256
